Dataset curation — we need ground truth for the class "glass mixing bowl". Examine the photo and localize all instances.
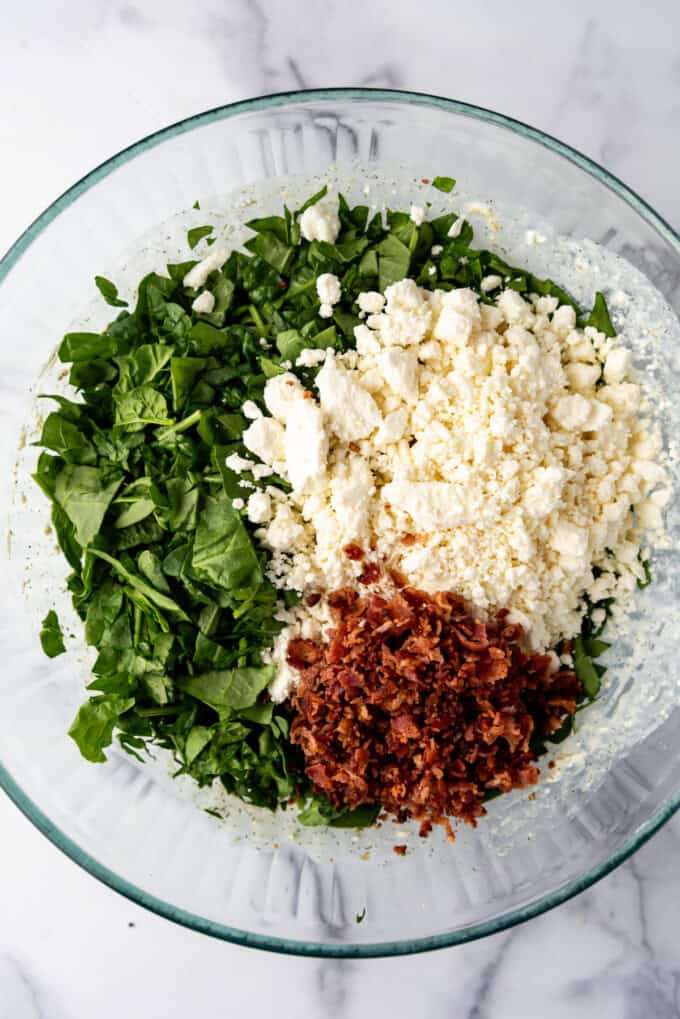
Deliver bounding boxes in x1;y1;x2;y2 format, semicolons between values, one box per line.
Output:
1;89;679;957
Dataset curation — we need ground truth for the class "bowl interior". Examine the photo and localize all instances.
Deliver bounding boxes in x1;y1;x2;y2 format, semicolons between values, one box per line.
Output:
1;90;680;956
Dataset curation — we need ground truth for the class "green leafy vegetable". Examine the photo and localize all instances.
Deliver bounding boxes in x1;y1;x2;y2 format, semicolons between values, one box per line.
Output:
180;666;274;711
585;291;616;337
40;610;66;657
69;695;135;762
95;276;128;308
187;225;214;250
431;175;456;193
192;493;263;594
573;636;603;699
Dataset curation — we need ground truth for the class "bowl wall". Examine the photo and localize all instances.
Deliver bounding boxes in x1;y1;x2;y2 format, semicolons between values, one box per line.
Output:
1;90;680;956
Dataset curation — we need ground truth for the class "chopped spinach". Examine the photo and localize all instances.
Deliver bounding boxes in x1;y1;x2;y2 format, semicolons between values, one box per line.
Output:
187;225;214;250
431;176;456;193
95;276;128;308
40;610;66;658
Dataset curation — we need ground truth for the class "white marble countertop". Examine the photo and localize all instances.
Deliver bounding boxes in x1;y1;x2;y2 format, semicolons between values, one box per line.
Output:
2;2;680;1016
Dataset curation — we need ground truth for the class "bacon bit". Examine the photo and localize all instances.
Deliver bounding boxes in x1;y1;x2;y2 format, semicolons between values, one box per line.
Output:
358;562;381;585
401;533;418;547
548;760;556;769
389;568;408;588
343;542;364;561
421;178;431;184
348;442;360;453
277;279;288;289
290;587;580;833
305;592;322;607
393;845;408;856
303;390;313;400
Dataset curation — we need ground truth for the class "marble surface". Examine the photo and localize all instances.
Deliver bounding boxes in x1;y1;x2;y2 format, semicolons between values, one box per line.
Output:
2;1;680;1016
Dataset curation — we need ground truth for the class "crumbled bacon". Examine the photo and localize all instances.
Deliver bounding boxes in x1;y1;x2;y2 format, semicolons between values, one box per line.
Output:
343;543;364;561
290;587;580;835
358;562;381;585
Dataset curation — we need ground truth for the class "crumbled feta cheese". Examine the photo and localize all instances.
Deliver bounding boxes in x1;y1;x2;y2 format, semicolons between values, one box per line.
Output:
358;291;385;315
447;217;464;239
316;354;382;441
191;290;215;314
354;324;381;355
296;347;327;368
284;398;328;492
264;503;306;551
525;229;546;246
371;279;432;347
497;290;533;327
225;453;255;474
299;201;341;243
604;347;632;384
431;244;443;256
316;272;341;306
183;246;229;289
318;303;334;319
263;373;305;423
242;417;286;465
247;490;272;524
551;393;592;431
376;348;419;402
480;275;503;293
565;362;601;391
410;204;425;225
232;498;245;510
242;400;262;420
551;304;577;337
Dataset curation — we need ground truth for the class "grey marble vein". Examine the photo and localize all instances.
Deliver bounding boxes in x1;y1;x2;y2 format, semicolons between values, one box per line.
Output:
0;956;44;1019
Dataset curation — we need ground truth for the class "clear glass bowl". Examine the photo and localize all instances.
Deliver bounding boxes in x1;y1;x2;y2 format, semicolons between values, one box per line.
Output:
1;89;679;958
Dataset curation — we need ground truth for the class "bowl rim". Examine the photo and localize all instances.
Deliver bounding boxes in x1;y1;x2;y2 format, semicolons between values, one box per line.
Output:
2;86;679;958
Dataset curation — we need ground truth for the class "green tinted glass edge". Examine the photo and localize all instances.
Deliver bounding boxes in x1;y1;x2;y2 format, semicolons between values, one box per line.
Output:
1;87;679;958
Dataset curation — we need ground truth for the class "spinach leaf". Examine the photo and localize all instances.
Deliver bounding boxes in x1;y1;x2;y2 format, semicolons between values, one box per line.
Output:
585;291;616;337
187;225;214;249
40;610;66;657
377;234;411;291
38;412;96;465
180;665;274;711
431;175;456;193
58;332;117;363
192;493;263;594
54;466;122;546
95;276;128;308
69;694;135;762
573;636;602;699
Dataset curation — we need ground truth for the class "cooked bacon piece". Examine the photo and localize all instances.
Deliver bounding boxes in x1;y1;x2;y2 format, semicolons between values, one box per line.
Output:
290;587;580;836
358;562;381;585
343;543;364;561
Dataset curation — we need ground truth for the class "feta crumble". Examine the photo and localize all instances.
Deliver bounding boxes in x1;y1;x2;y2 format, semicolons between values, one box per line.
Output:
299;201;341;244
191;290;215;314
